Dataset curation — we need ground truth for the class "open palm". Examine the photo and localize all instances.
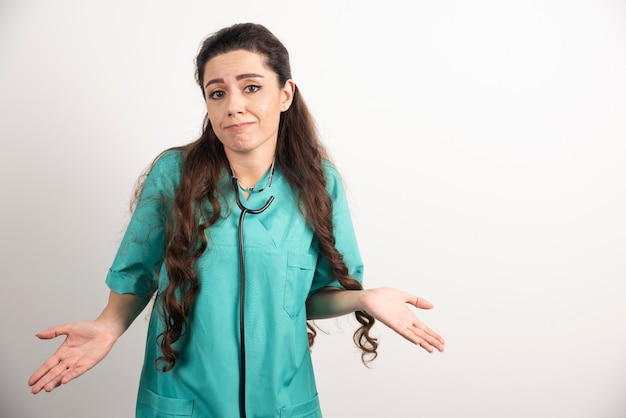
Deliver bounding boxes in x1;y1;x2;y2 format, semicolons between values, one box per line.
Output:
360;287;445;353
28;321;118;394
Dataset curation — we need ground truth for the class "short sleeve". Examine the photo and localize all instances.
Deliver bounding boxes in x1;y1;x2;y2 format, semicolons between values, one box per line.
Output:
308;162;364;297
105;150;182;296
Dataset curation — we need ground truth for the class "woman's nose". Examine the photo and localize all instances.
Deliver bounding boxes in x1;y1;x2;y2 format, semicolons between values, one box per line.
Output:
226;91;245;115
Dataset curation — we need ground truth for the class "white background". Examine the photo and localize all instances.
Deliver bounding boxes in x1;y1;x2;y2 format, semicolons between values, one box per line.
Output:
2;1;625;417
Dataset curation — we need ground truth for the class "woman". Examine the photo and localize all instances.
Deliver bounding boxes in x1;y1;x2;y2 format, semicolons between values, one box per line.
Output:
29;23;444;417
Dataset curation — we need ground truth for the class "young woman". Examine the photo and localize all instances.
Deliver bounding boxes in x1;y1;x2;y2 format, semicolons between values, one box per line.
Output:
28;23;444;417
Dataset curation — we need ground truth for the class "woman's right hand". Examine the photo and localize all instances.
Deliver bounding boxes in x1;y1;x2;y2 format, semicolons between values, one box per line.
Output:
28;320;118;394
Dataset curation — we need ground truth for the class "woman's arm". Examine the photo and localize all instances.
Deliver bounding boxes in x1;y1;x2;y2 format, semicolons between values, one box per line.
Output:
306;287;365;319
95;290;153;337
28;290;152;394
306;287;445;353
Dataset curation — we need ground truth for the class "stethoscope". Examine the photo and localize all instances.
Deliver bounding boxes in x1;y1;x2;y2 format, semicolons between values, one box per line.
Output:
231;176;274;418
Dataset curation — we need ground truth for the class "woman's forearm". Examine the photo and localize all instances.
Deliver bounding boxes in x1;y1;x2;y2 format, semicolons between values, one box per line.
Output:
306;287;367;320
95;291;153;338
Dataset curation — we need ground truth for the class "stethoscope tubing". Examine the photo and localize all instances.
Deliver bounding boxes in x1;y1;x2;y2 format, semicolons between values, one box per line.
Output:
231;177;274;418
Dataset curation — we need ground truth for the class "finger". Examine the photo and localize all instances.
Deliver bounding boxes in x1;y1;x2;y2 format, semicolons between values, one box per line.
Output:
31;378;60;395
35;324;71;340
412;332;441;353
404;331;437;353
416;340;435;353
412;323;445;351
393;322;431;349
29;352;65;387
414;321;444;343
419;333;445;352
31;359;86;394
411;296;434;310
60;362;88;385
31;360;69;393
405;326;437;353
28;337;77;385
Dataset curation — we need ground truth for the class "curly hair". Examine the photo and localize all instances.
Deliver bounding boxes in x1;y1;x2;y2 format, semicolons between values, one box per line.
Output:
152;22;377;372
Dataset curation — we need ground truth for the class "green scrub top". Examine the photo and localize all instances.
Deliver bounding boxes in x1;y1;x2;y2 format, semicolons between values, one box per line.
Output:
105;150;364;418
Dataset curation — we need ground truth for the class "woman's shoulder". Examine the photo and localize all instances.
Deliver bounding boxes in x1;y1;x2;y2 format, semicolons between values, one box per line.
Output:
144;148;183;179
152;148;183;170
138;148;184;196
321;159;340;178
321;159;346;197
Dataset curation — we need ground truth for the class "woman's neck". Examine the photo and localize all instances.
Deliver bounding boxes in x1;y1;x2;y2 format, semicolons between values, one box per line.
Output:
227;153;275;191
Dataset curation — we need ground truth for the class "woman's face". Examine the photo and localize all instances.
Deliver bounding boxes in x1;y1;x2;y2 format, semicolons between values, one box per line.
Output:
202;49;294;158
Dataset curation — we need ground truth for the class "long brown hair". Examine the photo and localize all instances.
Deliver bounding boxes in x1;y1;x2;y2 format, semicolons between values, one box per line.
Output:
153;22;377;372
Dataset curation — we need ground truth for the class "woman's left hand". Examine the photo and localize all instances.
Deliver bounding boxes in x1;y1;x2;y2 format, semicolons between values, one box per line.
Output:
360;287;445;353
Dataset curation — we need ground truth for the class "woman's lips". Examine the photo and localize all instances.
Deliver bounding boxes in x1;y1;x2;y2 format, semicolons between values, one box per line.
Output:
225;121;254;131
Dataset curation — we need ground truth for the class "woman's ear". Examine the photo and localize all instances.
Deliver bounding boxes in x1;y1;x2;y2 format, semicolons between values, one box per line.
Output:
280;79;296;112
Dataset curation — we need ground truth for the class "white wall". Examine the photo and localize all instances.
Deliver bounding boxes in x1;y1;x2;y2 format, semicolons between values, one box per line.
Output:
2;1;625;417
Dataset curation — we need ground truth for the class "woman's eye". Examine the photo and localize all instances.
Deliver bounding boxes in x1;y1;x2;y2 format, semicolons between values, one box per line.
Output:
244;85;261;93
208;90;224;100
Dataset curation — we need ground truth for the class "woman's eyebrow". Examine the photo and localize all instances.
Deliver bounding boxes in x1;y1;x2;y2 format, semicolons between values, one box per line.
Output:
204;73;265;89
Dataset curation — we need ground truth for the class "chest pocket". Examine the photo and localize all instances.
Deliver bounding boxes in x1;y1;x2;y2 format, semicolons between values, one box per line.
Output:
283;253;317;318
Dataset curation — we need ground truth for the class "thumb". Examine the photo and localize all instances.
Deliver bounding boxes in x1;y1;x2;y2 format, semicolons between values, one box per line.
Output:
35;324;71;340
410;296;434;310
